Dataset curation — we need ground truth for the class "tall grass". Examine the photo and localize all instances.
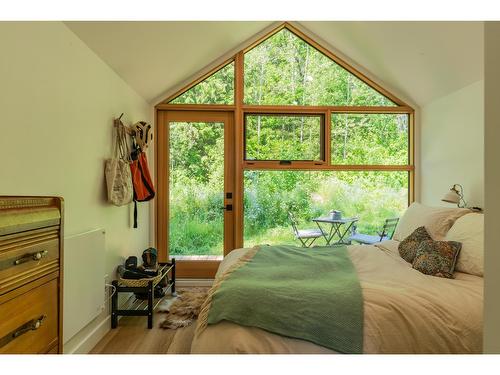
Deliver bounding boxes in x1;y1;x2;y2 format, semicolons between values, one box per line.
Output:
169;171;407;255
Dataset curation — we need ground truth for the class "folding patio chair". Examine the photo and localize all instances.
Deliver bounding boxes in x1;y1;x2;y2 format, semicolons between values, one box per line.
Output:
288;211;325;248
349;217;399;245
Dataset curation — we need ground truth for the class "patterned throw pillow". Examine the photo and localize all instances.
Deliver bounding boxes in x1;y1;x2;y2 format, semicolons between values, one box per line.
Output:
398;226;432;263
412;240;462;279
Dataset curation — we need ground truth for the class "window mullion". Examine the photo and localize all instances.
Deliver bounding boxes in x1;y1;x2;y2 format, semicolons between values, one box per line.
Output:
325;110;331;166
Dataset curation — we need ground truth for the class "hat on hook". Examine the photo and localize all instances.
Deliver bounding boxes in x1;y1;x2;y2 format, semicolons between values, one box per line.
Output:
134;121;153;150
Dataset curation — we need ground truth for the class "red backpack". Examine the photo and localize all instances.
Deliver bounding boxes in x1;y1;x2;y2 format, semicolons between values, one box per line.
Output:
130;142;155;228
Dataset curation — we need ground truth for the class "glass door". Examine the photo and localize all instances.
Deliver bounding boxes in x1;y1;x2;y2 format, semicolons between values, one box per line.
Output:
157;111;234;278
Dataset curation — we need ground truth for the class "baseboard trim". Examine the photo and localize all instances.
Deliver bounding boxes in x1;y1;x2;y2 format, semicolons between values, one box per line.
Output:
63;315;111;354
63;280;212;353
176;278;214;287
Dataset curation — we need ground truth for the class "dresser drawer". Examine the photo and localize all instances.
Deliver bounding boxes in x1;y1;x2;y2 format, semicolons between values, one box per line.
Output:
0;277;58;354
0;226;60;294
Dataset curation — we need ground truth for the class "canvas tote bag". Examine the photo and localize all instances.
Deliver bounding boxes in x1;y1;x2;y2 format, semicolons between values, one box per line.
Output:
105;119;134;206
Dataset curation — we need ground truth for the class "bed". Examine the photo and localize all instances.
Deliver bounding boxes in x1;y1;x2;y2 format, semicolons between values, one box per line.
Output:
191;204;484;354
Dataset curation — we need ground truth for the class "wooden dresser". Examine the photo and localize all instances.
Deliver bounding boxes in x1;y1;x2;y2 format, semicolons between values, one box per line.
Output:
0;197;64;354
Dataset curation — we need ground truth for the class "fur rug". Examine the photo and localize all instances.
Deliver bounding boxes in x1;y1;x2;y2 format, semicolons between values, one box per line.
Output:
158;288;209;329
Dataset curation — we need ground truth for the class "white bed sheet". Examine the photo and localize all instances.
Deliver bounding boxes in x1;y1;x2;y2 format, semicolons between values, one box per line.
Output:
191;241;483;354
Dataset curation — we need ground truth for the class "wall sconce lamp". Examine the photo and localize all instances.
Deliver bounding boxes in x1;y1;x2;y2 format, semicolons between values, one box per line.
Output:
441;184;482;211
442;184;467;208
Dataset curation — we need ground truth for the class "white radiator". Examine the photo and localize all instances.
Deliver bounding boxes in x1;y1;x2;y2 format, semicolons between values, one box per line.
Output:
63;229;106;343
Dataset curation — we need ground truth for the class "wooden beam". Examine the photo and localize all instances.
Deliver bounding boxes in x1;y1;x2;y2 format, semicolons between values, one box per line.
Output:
156;111;168;262
158;104;413;114
154;109;159;260
409;111;415;204
155;104;236;111
234;51;245;249
330;106;414;114
325;110;332;166
223;112;235;256
243;162;414;171
242;105;413;114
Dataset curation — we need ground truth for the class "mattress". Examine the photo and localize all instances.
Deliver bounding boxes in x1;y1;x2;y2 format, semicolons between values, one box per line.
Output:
191;241;483;354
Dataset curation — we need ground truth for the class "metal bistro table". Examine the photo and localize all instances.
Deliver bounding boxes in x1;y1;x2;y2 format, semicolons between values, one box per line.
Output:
312;216;359;245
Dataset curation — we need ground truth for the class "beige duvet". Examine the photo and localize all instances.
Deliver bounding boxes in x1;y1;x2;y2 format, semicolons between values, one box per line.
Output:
191;241;483;354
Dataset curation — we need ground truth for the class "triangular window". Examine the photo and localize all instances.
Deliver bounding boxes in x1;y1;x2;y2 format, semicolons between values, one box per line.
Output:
169;61;234;104
244;28;395;106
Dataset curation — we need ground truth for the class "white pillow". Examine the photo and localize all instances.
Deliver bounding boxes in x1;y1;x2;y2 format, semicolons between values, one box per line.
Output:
393;202;470;241
445;213;484;276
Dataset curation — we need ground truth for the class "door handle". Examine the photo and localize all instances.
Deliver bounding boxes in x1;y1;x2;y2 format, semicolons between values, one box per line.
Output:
220;204;233;211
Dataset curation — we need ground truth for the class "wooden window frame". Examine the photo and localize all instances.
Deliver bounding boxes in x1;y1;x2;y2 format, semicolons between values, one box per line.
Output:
156;110;235;277
155;22;415;264
243;112;327;165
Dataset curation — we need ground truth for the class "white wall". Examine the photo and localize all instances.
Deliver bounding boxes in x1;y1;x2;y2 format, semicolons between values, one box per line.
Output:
0;22;152;352
420;80;484;208
484;21;500;353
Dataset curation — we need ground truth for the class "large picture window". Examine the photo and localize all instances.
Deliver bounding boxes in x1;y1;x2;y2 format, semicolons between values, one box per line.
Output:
157;22;414;267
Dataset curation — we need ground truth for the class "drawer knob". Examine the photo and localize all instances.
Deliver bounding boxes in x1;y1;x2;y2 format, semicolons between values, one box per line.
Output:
32;251;47;261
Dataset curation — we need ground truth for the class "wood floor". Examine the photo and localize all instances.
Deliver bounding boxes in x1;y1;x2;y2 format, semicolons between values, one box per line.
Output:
91;295;197;354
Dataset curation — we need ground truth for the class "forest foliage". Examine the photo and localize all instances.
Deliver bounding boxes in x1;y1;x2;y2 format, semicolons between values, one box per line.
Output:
168;28;409;255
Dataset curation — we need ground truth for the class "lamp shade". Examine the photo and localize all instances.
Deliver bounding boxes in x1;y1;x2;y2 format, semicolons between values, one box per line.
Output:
442;189;460;204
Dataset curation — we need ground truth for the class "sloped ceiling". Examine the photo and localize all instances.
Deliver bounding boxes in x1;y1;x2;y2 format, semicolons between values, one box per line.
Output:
300;21;484;107
65;21;484;107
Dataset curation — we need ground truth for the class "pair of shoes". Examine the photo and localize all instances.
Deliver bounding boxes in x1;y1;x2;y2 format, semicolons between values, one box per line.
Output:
118;264;157;280
119;248;159;280
134;285;166;300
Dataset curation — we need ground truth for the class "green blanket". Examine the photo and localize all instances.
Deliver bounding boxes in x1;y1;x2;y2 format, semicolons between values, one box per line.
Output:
206;245;364;353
